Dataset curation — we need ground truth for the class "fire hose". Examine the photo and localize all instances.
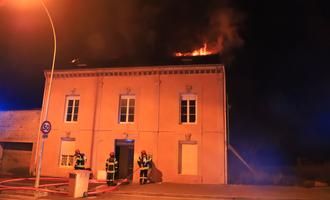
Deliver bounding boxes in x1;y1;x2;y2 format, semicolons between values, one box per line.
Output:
88;167;140;195
0;177;69;195
0;167;141;196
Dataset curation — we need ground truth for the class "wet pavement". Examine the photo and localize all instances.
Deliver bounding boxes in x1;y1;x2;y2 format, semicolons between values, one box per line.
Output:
103;183;330;200
0;179;330;200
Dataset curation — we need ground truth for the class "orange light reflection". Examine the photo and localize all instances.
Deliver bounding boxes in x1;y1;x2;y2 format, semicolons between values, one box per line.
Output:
174;43;217;57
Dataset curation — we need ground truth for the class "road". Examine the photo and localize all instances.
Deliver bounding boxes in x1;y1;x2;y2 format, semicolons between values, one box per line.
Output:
0;182;329;200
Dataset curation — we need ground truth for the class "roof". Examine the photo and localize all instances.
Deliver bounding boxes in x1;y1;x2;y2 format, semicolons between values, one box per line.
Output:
44;55;225;78
54;54;223;70
44;64;224;79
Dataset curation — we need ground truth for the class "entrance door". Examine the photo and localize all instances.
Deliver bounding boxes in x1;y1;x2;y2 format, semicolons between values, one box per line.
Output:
115;139;134;180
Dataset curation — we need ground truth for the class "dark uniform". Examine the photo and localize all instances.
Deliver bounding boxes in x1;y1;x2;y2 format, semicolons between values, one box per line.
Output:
137;150;152;184
74;149;86;170
106;152;118;186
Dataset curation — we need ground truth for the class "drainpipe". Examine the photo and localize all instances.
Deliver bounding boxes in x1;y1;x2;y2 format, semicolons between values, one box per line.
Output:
223;65;228;184
156;69;161;166
200;84;204;183
90;76;103;175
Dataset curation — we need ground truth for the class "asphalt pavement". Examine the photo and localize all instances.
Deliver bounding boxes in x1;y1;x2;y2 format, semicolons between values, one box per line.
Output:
0;180;329;200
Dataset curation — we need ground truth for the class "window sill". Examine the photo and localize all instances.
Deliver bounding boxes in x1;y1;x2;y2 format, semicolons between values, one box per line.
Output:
64;121;79;124
119;122;135;124
180;123;197;125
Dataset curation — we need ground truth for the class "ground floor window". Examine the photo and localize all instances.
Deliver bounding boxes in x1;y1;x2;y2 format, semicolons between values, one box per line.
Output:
59;138;75;167
178;141;198;175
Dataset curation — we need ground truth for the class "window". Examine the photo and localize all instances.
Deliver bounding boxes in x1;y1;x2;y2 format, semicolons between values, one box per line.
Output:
65;96;80;122
119;95;135;123
59;138;75;167
180;95;197;123
179;141;198;175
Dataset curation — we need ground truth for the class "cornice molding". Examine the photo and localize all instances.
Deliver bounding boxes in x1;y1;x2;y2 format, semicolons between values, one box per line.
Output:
44;64;224;79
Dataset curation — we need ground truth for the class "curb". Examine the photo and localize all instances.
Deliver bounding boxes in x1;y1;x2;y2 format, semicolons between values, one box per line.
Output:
112;191;318;200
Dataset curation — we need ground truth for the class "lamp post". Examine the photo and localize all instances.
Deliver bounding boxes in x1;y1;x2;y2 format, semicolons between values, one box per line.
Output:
34;0;57;189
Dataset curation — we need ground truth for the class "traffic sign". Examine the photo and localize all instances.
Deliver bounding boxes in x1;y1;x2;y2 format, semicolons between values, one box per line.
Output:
41;120;52;135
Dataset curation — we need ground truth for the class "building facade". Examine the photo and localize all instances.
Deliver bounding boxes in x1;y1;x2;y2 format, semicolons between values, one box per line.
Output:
37;64;227;184
0;110;40;176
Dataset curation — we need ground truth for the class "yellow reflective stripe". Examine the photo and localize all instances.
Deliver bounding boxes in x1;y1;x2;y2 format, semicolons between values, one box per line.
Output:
107;170;115;173
140;167;149;170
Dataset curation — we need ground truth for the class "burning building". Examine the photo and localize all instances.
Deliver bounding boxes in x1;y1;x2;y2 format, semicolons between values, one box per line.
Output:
35;60;227;184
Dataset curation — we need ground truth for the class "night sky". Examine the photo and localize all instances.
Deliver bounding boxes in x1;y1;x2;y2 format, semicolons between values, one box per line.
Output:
1;0;330;166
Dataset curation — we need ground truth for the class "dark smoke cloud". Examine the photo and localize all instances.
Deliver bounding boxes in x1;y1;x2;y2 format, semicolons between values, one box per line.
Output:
49;0;244;64
209;8;244;56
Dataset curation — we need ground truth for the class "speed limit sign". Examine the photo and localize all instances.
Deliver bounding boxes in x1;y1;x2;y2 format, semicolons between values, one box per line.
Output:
41;120;52;137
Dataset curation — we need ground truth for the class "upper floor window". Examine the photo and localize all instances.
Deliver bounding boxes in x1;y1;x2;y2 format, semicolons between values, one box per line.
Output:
180;94;197;124
119;95;135;123
65;96;80;123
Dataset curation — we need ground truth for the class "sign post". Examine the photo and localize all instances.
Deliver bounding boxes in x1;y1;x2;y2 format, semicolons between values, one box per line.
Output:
34;0;57;194
35;120;52;191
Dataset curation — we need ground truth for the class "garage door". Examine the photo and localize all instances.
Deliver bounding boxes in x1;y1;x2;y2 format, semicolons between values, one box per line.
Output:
0;142;33;176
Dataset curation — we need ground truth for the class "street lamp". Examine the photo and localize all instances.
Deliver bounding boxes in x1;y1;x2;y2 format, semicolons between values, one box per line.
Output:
34;0;57;189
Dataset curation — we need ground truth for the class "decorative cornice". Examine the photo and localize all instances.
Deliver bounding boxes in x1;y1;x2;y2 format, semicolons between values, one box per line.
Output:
44;64;224;79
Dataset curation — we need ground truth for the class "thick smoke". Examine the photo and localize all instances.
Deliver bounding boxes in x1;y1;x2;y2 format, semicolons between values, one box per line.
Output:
209;8;244;56
50;0;244;64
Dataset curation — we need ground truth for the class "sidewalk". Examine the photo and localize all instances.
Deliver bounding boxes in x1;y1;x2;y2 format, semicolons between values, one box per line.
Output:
107;182;330;200
1;179;330;200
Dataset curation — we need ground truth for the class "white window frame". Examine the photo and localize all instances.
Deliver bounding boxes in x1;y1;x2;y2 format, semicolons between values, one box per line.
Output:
59;138;75;168
64;96;80;123
180;94;197;124
119;95;136;124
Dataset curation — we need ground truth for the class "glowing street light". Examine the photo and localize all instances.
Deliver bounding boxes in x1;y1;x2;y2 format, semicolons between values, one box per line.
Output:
34;0;57;189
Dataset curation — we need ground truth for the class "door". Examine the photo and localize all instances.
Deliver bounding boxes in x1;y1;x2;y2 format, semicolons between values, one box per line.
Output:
115;139;134;180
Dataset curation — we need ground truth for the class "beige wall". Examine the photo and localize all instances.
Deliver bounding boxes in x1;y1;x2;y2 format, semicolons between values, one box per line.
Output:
0;110;40;142
38;65;227;184
0;110;41;175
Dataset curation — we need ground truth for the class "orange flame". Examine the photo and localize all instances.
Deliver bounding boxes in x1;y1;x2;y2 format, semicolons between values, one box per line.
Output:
174;43;216;57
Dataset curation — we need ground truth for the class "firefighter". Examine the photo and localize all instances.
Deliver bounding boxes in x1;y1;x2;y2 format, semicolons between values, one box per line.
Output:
147;153;153;179
74;149;86;170
137;150;152;184
147;154;153;169
105;152;118;186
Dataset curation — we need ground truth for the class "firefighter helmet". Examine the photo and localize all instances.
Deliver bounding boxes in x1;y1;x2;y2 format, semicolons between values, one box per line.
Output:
141;150;146;155
75;149;80;154
109;152;114;157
